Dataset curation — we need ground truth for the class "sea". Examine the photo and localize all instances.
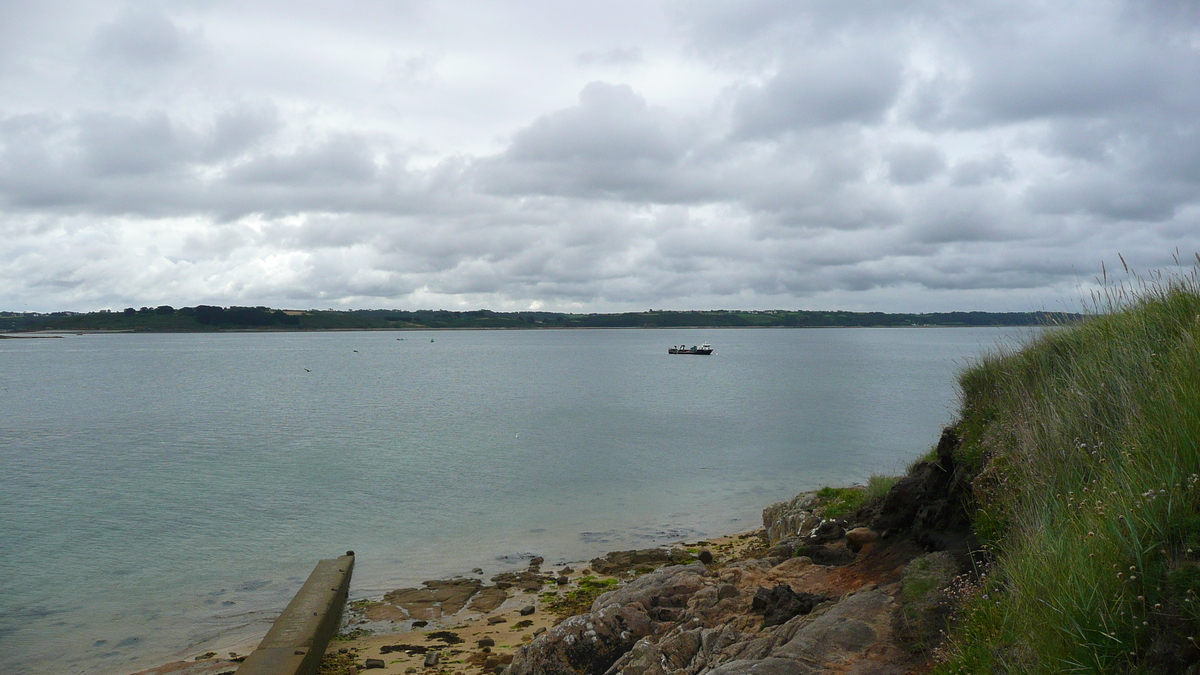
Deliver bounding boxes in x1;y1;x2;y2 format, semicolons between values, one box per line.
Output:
0;327;1038;674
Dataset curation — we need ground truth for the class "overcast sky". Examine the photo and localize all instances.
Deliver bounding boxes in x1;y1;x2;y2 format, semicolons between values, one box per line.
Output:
2;0;1199;313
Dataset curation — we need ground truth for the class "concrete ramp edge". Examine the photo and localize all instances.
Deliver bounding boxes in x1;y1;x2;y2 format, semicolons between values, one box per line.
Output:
236;553;355;675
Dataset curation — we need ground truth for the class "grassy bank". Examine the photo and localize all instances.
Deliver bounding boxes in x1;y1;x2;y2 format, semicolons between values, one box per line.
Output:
936;267;1200;673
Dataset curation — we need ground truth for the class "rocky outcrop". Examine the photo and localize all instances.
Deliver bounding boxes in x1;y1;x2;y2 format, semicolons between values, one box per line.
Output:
507;563;709;675
866;426;974;552
602;586;917;675
507;532;948;675
762;493;819;545
506;425;979;675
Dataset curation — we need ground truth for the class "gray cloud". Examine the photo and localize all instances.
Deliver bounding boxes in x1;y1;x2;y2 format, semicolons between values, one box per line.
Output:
951;155;1013;186
732;48;903;135
1;0;1199;313
206;103;281;161
226;135;378;186
475;82;703;201
78;111;194;175
88;7;195;69
886;144;945;186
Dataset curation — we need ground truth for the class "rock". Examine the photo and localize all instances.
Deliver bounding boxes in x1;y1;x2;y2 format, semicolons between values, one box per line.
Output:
478;638;495;648
792;545;856;567
806;521;845;545
845;527;879;551
868;426;972;553
519;605;535;616
492;569;547;591
506;563;708;675
487;616;507;625
672;590;907;674
766;556;813;579
717;584;740;600
411;620;427;628
698;550;714;564
363;658;385;669
588;548;690;575
608;622;750;674
764;539;797;559
590;562;708;614
751;585;832;627
771;591;895;664
762;492;819;545
561;566;574;574
472;568;484;574
705;657;812;674
363;603;407;622
337;648;348;654
529;556;544;568
556;575;570;585
423;651;440;667
507;603;651;674
381;578;483;619
468;586;508;612
533;627;546;636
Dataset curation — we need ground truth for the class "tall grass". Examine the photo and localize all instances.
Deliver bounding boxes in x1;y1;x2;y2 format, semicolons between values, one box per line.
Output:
937;261;1200;673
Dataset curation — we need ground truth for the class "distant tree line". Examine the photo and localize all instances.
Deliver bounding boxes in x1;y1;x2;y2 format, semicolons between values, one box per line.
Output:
0;306;1080;332
192;306;300;326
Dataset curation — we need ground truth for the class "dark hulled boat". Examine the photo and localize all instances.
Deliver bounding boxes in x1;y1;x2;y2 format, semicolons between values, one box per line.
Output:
669;342;714;355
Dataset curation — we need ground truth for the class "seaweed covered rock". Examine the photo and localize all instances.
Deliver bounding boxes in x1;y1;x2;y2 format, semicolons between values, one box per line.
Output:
589;548;692;575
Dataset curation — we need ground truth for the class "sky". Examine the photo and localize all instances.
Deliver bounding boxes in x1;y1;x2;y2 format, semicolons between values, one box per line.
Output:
2;0;1199;313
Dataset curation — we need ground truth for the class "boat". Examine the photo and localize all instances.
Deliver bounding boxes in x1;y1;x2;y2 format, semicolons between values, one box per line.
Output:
669;342;714;355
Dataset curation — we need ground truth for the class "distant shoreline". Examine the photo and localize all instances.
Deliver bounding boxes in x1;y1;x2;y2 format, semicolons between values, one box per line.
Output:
1;306;1078;334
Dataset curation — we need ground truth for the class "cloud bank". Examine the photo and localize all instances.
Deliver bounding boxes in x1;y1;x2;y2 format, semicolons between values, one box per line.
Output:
2;0;1198;312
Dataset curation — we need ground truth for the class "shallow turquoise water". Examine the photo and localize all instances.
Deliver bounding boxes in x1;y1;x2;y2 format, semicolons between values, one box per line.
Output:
0;327;1036;674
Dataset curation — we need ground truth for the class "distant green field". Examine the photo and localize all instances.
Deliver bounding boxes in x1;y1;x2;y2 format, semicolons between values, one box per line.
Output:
0;305;1076;332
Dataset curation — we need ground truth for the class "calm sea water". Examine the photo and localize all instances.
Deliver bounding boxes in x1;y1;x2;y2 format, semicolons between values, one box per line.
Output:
0;327;1036;674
